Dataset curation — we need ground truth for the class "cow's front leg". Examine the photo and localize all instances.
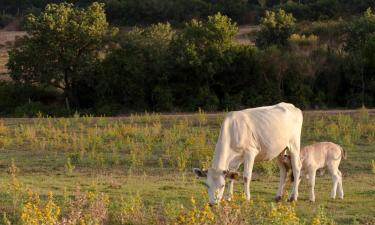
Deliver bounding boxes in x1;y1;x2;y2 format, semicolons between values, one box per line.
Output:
243;150;257;201
226;179;234;201
275;156;288;202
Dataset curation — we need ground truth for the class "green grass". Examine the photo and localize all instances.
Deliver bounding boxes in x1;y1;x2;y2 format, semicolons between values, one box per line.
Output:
0;112;374;224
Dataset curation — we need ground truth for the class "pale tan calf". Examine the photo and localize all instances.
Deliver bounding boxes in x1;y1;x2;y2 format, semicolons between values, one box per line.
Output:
283;142;346;202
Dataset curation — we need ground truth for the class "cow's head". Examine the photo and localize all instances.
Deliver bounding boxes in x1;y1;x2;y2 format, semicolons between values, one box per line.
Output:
193;168;239;205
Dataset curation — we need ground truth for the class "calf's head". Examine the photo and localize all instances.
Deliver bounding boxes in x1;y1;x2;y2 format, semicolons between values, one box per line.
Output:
282;154;291;167
193;168;239;205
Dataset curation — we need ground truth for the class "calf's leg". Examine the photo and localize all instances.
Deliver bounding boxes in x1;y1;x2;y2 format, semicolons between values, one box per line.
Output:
337;170;344;199
226;179;234;201
275;156;288;202
329;168;340;199
307;168;317;202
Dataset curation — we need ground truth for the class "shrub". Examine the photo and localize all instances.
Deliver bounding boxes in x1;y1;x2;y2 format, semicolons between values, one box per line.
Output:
59;189;110;225
311;205;336;225
326;123;339;141
21;191;60;225
256;9;296;48
176;195;301;225
288;34;318;46
65;157;75;176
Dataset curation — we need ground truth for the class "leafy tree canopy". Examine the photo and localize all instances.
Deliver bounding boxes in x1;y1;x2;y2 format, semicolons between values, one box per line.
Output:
345;8;375;54
256;9;296;48
8;2;118;108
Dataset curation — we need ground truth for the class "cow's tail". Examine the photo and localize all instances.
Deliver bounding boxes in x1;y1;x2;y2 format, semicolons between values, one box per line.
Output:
340;146;347;160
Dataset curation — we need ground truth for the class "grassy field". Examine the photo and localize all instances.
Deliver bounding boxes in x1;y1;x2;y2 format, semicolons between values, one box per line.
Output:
0;110;374;224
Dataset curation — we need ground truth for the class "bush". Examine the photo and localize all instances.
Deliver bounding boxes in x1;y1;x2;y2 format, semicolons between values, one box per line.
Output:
0;82;63;116
281;0;341;20
256;9;296;48
14;102;71;117
288;34;318;46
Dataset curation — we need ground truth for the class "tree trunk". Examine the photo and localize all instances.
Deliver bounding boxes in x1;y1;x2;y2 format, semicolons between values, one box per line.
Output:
63;69;79;109
65;88;79;109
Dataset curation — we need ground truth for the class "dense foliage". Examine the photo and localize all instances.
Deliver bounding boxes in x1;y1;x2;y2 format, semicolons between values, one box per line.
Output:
256;9;296;48
2;2;375;115
0;0;374;26
7;2;117;109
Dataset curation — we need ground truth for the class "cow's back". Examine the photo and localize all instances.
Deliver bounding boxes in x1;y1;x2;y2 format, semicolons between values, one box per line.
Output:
230;103;303;161
212;103;303;170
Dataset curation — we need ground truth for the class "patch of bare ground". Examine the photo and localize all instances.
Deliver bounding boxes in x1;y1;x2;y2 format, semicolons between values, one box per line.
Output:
0;30;27;78
235;25;259;45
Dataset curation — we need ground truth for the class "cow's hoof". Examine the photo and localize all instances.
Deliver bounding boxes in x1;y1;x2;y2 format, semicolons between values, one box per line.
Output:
274;196;282;202
287;197;295;202
309;200;315;203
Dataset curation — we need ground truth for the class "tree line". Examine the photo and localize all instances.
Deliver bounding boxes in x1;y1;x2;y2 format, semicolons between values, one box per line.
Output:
1;0;374;27
2;2;375;116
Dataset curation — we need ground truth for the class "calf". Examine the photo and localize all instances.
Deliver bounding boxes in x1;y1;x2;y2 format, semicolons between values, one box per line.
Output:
283;142;346;202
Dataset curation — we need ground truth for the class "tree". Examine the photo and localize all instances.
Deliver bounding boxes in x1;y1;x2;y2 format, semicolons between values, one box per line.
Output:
171;13;238;110
101;23;174;111
359;33;375;106
256;9;296;48
345;8;375;107
345;8;375;53
7;2;117;108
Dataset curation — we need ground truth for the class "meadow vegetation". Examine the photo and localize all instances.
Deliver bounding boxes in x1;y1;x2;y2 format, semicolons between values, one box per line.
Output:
0;109;374;224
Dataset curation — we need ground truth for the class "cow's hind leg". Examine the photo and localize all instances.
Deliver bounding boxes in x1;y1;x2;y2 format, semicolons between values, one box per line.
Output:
288;144;302;201
243;149;257;201
275;155;288;202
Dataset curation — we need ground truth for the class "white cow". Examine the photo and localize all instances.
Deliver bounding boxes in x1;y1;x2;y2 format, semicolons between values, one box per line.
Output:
194;102;303;205
282;142;346;202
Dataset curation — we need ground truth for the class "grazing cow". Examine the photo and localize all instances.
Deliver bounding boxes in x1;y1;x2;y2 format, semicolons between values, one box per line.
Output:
194;102;303;205
282;142;346;202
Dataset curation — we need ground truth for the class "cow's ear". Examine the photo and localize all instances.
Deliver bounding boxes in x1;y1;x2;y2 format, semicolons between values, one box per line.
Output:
225;171;239;180
193;168;207;177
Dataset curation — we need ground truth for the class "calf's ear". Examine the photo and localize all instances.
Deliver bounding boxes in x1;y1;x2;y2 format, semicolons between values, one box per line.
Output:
193;168;207;177
225;171;240;180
